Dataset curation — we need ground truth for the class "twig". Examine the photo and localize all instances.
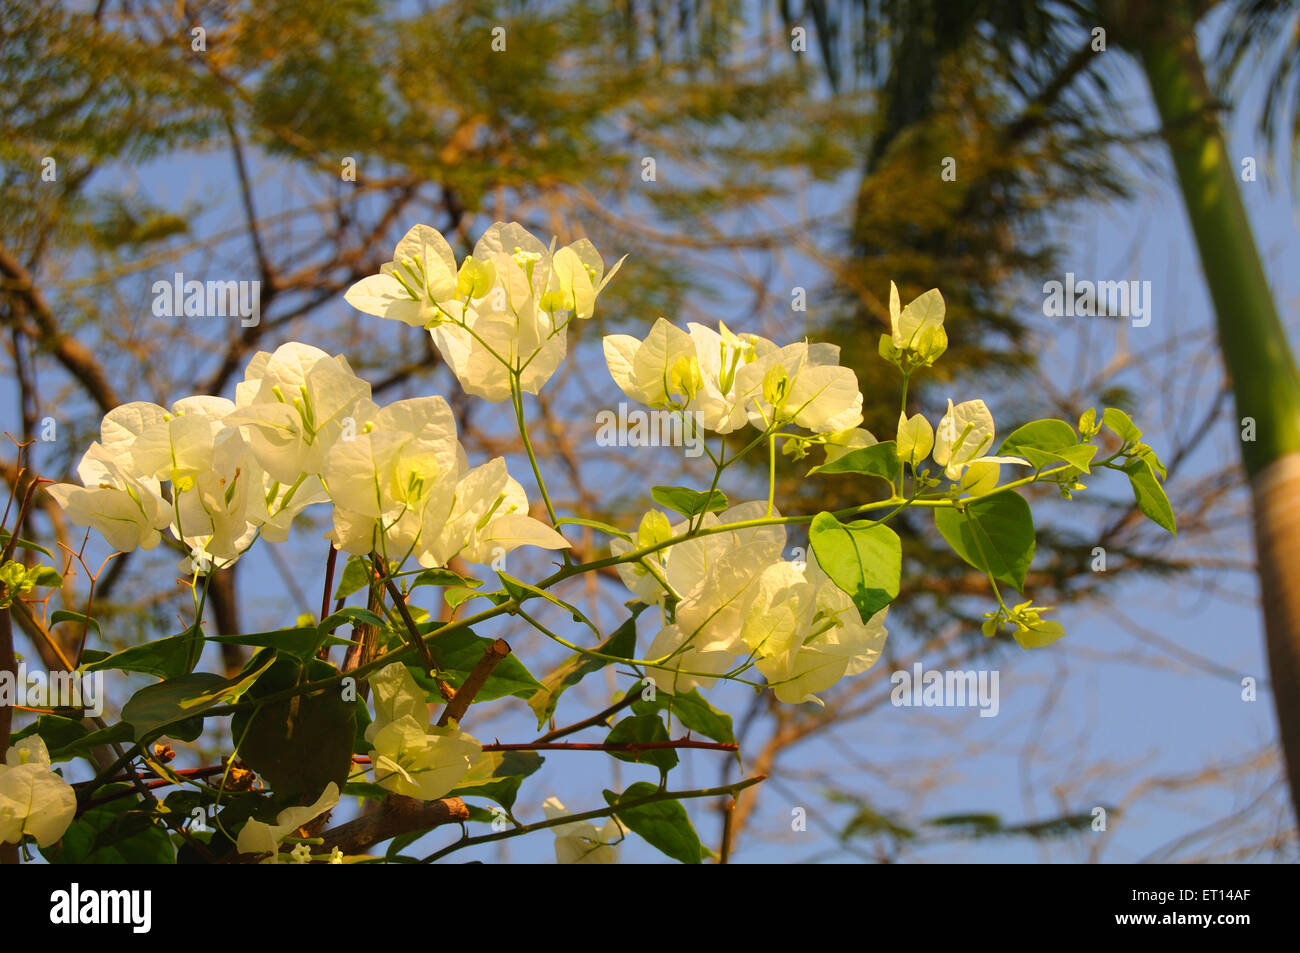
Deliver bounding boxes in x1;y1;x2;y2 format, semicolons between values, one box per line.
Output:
370;552;438;675
719;797;736;864
533;682;644;742
437;638;510;727
316;794;469;856
479;739;738;753
420;775;766;863
74;766;229;813
321;544;339;623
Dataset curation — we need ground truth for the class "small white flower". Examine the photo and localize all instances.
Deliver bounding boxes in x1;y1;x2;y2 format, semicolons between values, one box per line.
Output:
0;737;76;848
933;398;1028;484
364;664;481;801
236;782;340;860
542;796;624;864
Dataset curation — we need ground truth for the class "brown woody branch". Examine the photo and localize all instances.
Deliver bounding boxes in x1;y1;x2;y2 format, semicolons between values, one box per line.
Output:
437;638;510;726
0;245;120;413
316;794;469;856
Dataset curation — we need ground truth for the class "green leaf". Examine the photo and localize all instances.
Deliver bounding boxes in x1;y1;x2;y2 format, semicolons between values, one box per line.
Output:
0;531;55;560
998;419;1078;469
10;714;87;755
934;491;1037;593
385;829;428;862
605;714;678;773
448;750;544;812
556;517;633;542
334;554;372;599
43;786;175;864
208;626;350;661
86;624;203;680
120;649;276;741
50;609;101;641
230;656;356;801
29;566;63;588
808;441;901;485
649;485;728;518
445;586;484;611
409;567;483;592
49;721;133;761
1132;444;1168;480
528;610;641;727
496;571;536;606
1012;619;1066;649
603;782;705;864
411;624;543;703
343;781;392;802
632;686;734;745
319;606;384;634
1102;407;1141;444
877;332;902;367
1121;459;1176;534
1045;443;1098;474
808;512;901;622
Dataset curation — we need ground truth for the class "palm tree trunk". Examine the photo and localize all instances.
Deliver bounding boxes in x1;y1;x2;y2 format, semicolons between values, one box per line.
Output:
1136;4;1300;820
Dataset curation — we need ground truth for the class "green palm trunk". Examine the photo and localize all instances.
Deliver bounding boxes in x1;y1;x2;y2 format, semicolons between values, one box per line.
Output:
1136;3;1300;819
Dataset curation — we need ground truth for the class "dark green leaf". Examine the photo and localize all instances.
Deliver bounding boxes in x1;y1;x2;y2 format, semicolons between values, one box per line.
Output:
343;781;392;801
230;657;356;801
50;610;100;641
43;786;175;864
411;624;543;703
49;721;133;761
603;782;705;864
605;714;677;773
632;686;734;745
208;626;350;661
448;750;544;812
10;714;87;754
86;624;203;679
528;610;641;727
0;531;55;559
120;649;275;741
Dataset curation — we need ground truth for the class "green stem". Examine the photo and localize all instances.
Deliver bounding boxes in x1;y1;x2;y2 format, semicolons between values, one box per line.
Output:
418;775;765;863
105;464;1079;755
510;379;561;529
766;434;777;517
897;371;912;495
